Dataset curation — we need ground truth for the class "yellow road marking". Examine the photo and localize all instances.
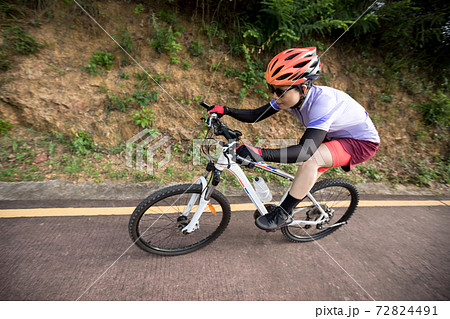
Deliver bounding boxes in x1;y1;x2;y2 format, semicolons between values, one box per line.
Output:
0;200;448;218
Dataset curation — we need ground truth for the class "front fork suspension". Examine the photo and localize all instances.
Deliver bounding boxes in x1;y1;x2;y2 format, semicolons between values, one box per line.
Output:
181;163;222;233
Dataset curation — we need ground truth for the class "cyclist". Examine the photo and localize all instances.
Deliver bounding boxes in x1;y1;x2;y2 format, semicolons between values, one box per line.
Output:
206;47;380;231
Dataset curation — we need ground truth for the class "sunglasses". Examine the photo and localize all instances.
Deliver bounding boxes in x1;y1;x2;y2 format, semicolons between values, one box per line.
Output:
268;85;297;97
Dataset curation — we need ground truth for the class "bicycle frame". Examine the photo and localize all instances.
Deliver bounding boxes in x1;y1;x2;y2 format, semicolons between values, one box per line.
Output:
181;142;332;234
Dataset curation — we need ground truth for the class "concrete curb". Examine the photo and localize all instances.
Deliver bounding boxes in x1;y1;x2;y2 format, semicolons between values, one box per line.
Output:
0;180;448;201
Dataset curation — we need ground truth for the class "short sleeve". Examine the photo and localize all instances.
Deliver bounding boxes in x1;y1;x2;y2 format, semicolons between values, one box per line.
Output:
306;95;345;131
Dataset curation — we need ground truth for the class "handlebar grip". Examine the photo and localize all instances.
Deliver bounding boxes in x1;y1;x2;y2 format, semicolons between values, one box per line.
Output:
200;101;211;109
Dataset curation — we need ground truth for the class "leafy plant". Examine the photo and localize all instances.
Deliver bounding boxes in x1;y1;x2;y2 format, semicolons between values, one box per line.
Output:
182;60;190;70
188;40;204;56
83;51;115;75
224;67;241;78
239;45;265;89
114;28;133;54
402;158;450;187
130;108;155;128
379;93;395;103
415;90;449;128
157;9;179;27
357;165;385;182
0;119;12;135
68;131;96;156
224;44;267;100
135;71;170;89
105;92;132;112
151;73;170;85
239;0;351;51
2;26;42;55
0;2;25;21
134;4;145;14
0;48;10;71
170;56;180;64
132;90;158;107
150;14;182;64
181;95;201;105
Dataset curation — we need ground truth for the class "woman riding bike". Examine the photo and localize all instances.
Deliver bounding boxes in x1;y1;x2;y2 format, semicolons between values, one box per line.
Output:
206;47;380;232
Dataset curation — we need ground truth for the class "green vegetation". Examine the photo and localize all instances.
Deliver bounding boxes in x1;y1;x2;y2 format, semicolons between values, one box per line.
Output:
188;40;204;56
0;119;13;135
135;71;169;89
0;127;160;183
105;88;158;113
114;28;133;54
105;92;132;112
68;131;97;156
181;95;201;105
0;48;11;70
2;25;42;55
134;4;145;14
150;14;181;64
415;90;449;129
132;90;158;107
238;44;268;100
0;25;42;71
182;60;190;70
130;108;155;128
0;0;448;189
83;51;115;75
0;2;26;21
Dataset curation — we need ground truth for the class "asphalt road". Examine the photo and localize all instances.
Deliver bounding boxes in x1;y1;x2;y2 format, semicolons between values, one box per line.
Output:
0;194;449;301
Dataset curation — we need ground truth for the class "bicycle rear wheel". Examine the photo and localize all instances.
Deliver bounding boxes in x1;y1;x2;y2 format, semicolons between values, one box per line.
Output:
129;184;231;256
281;178;359;242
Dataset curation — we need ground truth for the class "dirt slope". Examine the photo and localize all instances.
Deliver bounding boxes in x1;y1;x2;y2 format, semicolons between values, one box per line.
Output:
0;1;447;187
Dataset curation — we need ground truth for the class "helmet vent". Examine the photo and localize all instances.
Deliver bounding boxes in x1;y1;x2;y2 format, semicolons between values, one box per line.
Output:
276;73;293;81
309;59;319;69
272;66;283;77
269;59;278;71
294;61;309;69
285;52;301;61
289;73;304;82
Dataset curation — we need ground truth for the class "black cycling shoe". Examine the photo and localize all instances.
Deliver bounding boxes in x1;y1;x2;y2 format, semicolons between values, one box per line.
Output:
255;206;293;232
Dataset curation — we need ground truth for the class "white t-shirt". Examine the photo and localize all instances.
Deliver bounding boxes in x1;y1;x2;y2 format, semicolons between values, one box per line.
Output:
287;85;380;143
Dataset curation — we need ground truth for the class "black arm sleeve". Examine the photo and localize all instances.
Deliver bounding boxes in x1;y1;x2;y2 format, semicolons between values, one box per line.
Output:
261;128;328;163
225;103;278;123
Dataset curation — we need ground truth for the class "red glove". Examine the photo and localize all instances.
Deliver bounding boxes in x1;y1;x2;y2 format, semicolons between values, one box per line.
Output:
235;144;264;162
207;105;228;118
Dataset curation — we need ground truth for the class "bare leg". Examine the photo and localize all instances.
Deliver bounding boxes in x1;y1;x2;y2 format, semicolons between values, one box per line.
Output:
289;144;333;199
255;144;333;231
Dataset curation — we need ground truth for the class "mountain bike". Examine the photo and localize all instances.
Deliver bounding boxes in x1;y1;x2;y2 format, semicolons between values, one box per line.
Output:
128;101;359;256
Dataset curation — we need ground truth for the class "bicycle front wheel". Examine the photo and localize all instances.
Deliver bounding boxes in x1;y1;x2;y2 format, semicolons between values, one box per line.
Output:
129;184;231;256
281;178;359;242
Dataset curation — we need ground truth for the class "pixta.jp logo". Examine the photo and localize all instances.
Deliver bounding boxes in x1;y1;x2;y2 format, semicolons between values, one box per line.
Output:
126;129;171;174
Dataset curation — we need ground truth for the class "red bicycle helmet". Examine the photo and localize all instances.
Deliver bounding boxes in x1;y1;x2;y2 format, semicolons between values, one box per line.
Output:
266;47;321;86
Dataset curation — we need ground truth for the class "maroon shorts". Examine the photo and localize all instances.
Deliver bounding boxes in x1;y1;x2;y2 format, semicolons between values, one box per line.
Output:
318;138;379;173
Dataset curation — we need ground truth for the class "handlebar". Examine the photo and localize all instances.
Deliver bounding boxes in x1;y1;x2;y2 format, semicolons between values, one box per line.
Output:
200;101;242;141
200;101;212;109
200;101;255;167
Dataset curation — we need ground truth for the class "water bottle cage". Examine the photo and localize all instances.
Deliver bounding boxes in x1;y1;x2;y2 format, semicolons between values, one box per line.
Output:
253;177;273;203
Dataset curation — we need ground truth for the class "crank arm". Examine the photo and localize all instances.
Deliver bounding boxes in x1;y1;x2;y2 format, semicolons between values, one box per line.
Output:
318;221;348;229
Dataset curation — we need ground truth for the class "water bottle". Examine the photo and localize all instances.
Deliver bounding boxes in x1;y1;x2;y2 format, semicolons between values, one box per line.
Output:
253;177;272;203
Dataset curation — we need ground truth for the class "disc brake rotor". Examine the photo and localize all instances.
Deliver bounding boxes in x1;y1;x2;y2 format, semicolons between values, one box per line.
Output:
304;204;331;229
